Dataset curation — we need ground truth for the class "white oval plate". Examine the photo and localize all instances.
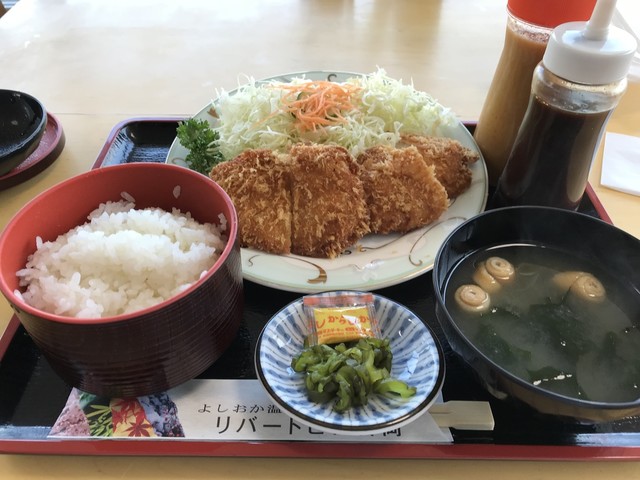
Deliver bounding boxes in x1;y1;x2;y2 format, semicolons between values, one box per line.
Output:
167;71;488;293
254;291;445;435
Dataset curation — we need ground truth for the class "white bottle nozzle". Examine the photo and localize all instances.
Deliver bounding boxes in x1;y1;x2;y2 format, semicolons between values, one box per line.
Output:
542;0;637;84
583;0;616;40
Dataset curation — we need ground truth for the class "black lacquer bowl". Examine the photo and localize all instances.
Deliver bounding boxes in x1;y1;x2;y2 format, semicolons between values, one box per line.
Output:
0;89;47;176
433;206;640;423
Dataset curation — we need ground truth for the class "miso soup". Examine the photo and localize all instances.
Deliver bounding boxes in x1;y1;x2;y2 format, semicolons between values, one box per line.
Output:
445;244;640;403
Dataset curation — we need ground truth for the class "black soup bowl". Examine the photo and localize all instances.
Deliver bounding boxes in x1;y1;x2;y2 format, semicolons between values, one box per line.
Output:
433;206;640;423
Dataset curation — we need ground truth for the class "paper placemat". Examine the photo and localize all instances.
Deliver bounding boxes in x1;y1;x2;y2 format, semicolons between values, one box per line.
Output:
48;379;454;443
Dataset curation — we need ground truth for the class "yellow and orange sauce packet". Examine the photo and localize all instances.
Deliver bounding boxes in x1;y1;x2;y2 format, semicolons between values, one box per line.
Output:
303;292;381;345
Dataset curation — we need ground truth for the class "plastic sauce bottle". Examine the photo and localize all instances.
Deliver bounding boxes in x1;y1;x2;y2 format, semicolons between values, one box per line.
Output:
474;0;596;186
492;0;637;211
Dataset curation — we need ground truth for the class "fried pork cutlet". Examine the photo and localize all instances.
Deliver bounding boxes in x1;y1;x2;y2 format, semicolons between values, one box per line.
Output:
400;134;479;198
209;149;292;255
357;145;449;234
289;144;370;259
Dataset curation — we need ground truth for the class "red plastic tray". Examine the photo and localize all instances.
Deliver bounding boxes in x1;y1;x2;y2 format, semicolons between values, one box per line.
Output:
0;118;637;460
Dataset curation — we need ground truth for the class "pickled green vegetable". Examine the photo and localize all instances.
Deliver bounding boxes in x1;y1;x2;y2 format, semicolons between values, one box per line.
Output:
291;337;416;413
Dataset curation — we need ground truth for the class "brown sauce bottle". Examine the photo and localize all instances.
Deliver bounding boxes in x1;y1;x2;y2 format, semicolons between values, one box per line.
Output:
492;1;636;211
492;95;612;210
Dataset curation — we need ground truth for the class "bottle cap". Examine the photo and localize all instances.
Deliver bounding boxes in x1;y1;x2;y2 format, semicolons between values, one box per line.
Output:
508;0;596;28
543;0;638;84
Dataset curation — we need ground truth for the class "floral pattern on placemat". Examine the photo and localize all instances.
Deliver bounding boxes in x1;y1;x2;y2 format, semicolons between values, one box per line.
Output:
49;389;184;438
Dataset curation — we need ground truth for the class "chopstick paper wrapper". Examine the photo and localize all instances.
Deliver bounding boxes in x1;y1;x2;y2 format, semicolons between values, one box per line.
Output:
47;379;494;442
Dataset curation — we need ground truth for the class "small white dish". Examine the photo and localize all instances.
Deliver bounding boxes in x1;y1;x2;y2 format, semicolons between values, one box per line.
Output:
254;291;445;435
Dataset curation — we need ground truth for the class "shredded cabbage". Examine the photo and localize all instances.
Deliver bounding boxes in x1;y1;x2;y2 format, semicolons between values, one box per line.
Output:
213;68;458;160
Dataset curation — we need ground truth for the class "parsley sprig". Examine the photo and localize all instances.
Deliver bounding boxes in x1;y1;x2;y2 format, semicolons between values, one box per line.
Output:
176;118;225;175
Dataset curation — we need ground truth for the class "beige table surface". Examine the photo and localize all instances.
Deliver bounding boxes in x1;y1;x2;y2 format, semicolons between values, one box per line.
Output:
1;0;640;477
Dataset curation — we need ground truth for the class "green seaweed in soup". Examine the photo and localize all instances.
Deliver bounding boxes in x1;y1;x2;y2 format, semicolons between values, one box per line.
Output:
445;244;640;403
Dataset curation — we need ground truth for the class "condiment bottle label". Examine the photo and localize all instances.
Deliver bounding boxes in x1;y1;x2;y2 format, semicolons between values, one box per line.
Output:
302;292;380;345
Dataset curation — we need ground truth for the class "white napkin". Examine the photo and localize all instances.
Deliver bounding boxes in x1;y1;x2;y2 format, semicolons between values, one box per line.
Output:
600;132;640;197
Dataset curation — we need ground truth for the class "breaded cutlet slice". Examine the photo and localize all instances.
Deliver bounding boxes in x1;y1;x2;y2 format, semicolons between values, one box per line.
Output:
289;144;370;259
400;134;479;198
209;149;292;254
357;145;449;234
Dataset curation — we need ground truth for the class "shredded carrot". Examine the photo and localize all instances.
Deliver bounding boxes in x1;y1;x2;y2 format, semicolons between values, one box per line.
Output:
268;81;362;133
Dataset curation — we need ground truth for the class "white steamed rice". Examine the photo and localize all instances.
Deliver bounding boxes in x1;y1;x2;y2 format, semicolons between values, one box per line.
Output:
15;200;228;318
